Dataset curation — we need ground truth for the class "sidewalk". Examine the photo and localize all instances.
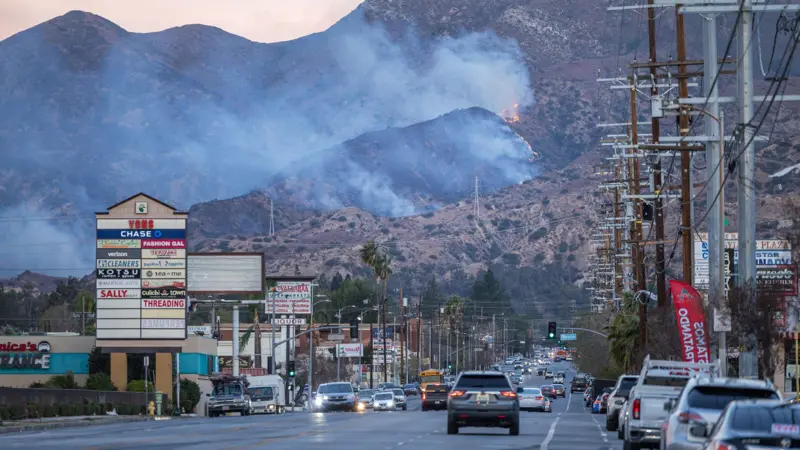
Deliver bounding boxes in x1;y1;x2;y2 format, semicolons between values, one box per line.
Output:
0;415;151;434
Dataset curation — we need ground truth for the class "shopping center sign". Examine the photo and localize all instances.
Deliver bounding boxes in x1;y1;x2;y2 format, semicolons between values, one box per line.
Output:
0;341;51;369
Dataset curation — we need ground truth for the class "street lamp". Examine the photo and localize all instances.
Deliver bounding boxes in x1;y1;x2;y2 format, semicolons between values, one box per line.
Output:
308;296;331;403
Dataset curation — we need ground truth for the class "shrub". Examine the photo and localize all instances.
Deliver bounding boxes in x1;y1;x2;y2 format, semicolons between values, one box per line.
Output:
178;378;202;413
45;371;80;389
85;373;117;391
127;379;154;392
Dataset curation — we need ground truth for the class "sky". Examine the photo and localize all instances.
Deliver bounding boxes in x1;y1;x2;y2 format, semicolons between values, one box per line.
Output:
0;0;364;42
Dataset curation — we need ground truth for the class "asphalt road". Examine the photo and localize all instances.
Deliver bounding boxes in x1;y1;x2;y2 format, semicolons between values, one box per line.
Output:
0;362;621;450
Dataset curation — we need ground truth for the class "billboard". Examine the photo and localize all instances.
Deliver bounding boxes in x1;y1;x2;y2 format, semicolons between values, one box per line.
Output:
95;195;187;340
186;253;264;294
337;343;363;358
757;266;798;296
693;234;792;290
265;280;312;314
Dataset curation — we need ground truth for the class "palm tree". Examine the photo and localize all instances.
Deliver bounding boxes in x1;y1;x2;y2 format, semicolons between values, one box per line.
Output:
360;240;393;381
604;294;641;372
443;296;465;369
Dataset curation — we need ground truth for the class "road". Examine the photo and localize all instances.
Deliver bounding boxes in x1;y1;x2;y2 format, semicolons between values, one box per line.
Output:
1;362;621;450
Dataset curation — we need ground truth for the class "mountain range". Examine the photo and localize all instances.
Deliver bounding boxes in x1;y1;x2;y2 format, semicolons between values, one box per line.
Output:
0;0;798;289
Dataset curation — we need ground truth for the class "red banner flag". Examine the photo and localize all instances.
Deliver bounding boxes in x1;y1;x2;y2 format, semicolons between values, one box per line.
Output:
669;280;711;364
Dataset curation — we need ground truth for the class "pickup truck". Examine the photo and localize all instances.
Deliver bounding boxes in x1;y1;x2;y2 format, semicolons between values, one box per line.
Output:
620;355;717;450
206;373;251;417
570;374;588;392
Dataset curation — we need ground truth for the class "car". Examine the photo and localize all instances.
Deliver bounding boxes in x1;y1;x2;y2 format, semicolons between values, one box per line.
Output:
422;383;449;411
545;369;554;379
661;376;780;450
447;371;520;436
391;388;408;411
605;375;639;432
373;391;396;411
378;382;399;391
553;372;565;384
541;384;557;400
517;387;548;412
403;384;419;396
583;388;594;407
358;389;376;409
552;383;566;397
571;374;588;392
701;399;800;449
313;382;361;412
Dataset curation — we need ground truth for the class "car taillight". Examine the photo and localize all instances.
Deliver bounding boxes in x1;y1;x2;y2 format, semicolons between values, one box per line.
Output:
535;396;543;400
500;391;517;398
677;411;704;424
422;392;426;400
632;399;641;420
449;390;466;397
710;443;733;450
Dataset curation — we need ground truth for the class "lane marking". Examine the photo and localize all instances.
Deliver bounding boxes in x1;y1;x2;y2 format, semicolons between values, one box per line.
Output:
540;416;560;450
591;415;610;444
565;391;572;412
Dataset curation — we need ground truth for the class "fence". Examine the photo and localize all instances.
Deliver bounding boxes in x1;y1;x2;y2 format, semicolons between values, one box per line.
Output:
0;386;162;410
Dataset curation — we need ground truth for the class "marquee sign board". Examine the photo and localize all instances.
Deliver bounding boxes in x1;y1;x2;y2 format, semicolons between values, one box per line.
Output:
95;193;188;340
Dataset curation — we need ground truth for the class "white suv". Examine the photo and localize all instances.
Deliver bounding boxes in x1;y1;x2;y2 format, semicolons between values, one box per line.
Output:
660;377;780;450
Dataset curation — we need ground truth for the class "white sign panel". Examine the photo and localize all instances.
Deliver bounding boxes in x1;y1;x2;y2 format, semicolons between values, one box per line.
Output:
97;239;141;249
272;318;307;326
97;289;141;299
96;279;142;289
141;319;185;329
141;259;186;269
186;254;264;294
142;249;186;259
141;298;186;308
141;279;186;289
264;281;312;314
142;269;186;279
97;259;141;269
337;343;363;358
188;325;212;335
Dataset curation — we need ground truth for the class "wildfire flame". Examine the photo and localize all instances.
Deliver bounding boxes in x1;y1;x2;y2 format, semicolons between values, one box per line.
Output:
501;102;521;124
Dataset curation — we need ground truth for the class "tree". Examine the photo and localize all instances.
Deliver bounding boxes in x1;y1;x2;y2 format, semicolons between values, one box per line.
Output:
726;284;787;379
605;293;641;373
331;272;344;291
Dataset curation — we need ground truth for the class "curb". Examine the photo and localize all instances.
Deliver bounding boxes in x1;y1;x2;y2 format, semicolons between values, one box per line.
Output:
0;416;150;434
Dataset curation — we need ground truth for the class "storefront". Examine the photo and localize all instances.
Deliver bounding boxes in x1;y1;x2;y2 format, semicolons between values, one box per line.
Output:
0;335;95;388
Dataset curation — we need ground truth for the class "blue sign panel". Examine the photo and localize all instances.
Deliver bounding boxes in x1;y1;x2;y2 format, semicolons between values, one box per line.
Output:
372;328;394;339
97;229;186;239
560;333;577;341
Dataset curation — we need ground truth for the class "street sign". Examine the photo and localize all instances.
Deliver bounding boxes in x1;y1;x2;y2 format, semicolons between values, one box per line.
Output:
271;318;307;326
328;333;344;341
560;333;577;341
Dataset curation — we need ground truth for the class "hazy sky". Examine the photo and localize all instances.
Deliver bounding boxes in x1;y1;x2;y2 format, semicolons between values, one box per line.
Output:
0;0;364;42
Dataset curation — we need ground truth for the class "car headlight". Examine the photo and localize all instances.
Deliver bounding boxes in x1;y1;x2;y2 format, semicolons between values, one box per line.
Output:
314;398;323;405
388;401;394;406
322;395;329;400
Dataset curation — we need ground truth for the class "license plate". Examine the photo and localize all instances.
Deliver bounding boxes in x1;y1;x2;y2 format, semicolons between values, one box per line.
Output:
476;393;490;403
222;406;230;411
435;401;441;404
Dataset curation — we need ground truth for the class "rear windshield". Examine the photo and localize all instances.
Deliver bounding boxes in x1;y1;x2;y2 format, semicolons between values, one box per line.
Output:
426;385;448;393
573;377;587;383
541;385;554;390
615;377;638;396
688;387;779;410
456;375;510;389
731;405;800;433
553;384;564;388
521;388;542;394
644;376;690;387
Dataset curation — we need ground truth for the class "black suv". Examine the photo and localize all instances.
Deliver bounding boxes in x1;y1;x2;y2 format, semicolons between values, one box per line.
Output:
447;371;520;436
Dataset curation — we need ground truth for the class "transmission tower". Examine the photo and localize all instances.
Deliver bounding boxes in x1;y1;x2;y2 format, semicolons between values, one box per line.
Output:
474;175;480;220
269;199;275;236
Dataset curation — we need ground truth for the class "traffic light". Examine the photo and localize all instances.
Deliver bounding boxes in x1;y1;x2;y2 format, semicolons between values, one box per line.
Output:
288;360;296;377
350;320;359;339
547;322;556;340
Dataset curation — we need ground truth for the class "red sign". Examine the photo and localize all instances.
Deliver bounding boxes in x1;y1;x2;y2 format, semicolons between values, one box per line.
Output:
0;342;38;352
669;280;711;364
128;219;155;229
142;298;186;308
142;239;186;249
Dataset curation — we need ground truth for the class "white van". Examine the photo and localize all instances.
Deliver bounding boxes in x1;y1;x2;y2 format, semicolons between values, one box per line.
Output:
246;375;285;414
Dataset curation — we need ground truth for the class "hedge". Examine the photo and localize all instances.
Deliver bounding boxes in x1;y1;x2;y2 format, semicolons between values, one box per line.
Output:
0;402;145;421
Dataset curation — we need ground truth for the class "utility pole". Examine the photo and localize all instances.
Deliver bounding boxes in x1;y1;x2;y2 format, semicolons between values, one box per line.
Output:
676;6;694;287
382;293;388;383
647;0;667;308
629;81;648;354
737;0;758;378
417;298;422;376
703;12;726;374
400;287;405;385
